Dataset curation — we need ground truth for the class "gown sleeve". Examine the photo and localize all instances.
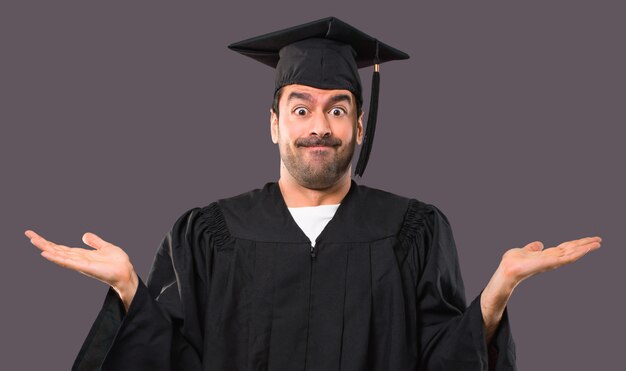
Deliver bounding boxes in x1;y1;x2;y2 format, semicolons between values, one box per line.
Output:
402;200;517;371
72;204;227;371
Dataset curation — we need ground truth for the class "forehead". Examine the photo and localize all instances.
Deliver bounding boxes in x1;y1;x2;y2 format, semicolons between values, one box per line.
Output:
279;84;355;105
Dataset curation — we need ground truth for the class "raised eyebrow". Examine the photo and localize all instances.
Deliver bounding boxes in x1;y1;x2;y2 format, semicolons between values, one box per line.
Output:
328;94;353;106
287;91;313;104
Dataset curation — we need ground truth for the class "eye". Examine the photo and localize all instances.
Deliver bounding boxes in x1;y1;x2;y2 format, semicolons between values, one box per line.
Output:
329;107;347;117
294;107;309;116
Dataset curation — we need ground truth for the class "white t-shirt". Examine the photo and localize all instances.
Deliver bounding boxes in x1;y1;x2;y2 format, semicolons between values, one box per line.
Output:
287;204;340;247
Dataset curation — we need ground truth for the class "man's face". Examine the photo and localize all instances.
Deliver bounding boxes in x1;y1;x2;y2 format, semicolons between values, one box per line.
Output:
270;84;364;189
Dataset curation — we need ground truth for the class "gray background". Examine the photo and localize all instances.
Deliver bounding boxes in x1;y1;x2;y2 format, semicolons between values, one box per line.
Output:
2;0;624;369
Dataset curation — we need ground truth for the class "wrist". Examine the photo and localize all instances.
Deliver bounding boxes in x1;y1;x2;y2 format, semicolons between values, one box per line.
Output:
492;263;521;295
481;265;517;317
113;268;139;312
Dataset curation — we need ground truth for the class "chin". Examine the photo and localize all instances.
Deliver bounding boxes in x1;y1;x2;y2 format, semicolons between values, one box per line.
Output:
294;169;350;190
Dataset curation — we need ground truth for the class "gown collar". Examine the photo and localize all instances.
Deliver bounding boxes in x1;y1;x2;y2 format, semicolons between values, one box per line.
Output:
217;178;410;244
269;179;358;245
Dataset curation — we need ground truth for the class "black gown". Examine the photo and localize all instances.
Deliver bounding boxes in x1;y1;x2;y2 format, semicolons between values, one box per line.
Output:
73;181;516;371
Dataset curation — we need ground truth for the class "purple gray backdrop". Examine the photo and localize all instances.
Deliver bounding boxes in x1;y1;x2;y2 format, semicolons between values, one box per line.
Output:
3;1;624;369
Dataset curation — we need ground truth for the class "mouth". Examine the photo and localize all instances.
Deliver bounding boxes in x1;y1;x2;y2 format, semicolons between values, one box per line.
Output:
304;145;333;149
301;145;337;153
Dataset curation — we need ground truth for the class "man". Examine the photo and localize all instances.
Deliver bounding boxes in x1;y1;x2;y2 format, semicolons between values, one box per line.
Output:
26;17;601;371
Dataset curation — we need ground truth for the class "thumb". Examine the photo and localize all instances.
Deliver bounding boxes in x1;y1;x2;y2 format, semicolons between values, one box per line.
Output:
82;232;110;250
523;241;544;252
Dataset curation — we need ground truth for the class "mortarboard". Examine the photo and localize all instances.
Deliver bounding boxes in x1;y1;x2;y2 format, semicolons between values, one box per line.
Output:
228;17;409;177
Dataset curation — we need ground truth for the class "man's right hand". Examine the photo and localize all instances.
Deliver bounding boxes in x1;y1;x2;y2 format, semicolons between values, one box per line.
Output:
25;230;138;311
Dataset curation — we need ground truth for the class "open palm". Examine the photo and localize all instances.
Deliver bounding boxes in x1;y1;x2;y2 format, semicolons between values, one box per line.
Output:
25;230;134;288
500;236;602;283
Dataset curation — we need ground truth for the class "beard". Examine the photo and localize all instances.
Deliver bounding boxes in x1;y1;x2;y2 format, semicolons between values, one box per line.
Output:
279;132;357;190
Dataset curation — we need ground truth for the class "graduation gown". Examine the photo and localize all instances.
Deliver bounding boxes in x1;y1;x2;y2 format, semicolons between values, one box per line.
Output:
73;181;516;371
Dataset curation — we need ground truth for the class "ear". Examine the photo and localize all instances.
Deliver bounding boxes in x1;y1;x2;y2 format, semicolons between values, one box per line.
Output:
270;108;279;144
356;111;364;145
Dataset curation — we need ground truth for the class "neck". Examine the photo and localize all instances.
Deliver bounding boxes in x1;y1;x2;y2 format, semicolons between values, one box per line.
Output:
278;164;352;208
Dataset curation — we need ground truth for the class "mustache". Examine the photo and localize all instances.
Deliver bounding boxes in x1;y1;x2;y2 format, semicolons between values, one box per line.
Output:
295;136;342;147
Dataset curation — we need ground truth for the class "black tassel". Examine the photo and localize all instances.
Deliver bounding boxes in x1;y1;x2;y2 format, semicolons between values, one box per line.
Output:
355;41;381;177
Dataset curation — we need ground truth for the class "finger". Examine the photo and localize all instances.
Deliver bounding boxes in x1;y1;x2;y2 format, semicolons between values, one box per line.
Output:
26;231;48;247
552;242;601;268
544;240;599;258
587;240;602;252
53;247;90;260
523;241;544;252
26;231;94;255
558;236;602;249
25;230;45;244
27;232;61;253
82;232;112;250
40;250;90;272
562;240;602;257
558;239;602;255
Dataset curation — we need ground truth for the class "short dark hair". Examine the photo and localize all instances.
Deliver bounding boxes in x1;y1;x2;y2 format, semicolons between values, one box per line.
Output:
271;87;284;116
271;87;363;118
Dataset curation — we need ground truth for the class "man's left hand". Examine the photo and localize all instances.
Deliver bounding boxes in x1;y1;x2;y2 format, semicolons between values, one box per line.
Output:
480;236;602;344
499;236;602;285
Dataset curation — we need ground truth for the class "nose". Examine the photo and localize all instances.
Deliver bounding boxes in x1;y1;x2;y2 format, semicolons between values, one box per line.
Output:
309;110;332;137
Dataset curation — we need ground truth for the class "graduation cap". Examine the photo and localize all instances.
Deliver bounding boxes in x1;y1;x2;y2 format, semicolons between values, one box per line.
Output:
228;17;409;177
